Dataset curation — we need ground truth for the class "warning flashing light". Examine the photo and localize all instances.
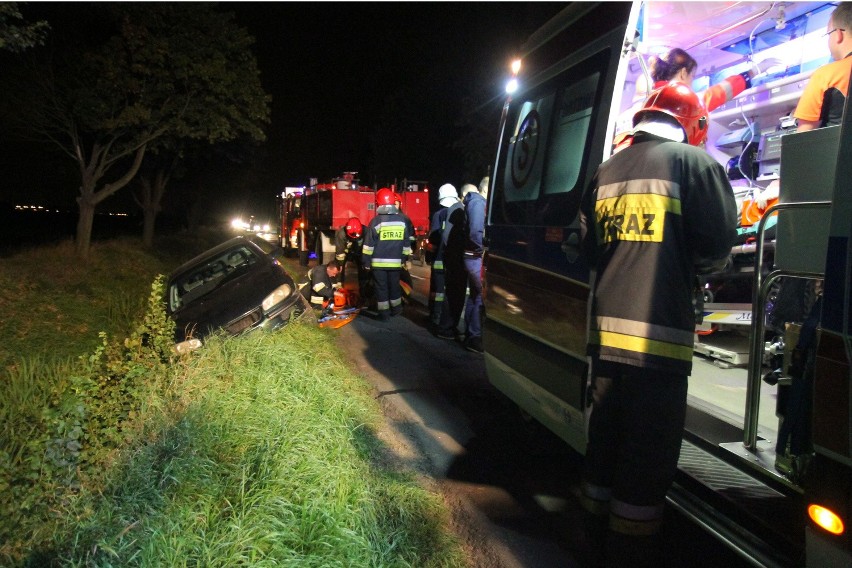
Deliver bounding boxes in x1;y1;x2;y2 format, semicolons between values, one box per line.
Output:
808;504;845;535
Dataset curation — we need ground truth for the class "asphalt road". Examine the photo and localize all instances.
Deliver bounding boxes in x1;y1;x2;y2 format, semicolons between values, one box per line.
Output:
285;256;755;568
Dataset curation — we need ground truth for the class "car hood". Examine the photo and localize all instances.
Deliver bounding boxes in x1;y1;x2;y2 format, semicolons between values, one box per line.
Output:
171;262;296;341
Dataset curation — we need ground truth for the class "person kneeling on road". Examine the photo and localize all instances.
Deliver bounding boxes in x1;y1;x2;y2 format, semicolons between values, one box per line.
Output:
300;259;342;315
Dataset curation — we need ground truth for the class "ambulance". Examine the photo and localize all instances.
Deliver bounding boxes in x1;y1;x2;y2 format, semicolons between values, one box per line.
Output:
482;3;851;565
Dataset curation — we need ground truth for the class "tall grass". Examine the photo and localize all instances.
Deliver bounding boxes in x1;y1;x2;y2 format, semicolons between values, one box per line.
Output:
53;326;463;567
1;231;466;567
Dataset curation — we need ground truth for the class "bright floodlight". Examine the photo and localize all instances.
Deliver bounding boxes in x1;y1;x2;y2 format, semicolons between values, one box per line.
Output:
506;78;519;94
511;59;522;75
231;218;243;229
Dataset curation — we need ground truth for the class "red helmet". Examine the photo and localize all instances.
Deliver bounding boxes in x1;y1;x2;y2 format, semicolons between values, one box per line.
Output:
633;81;708;146
376;188;395;206
344;217;363;239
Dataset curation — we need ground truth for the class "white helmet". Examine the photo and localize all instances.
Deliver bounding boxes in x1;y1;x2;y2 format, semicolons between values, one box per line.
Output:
438;183;458;207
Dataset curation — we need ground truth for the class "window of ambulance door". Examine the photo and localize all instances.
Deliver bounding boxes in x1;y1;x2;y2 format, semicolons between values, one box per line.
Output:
491;51;609;228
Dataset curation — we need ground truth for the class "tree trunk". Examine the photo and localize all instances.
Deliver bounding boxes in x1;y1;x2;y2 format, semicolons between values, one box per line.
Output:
142;206;157;248
137;169;169;248
75;198;96;260
73;144;148;259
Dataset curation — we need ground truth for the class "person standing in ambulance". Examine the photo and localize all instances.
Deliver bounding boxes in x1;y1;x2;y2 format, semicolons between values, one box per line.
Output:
578;82;738;567
757;3;852;210
794;2;852;132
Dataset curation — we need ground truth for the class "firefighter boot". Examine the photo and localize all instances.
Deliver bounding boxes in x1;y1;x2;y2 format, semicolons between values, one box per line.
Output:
377;309;390;321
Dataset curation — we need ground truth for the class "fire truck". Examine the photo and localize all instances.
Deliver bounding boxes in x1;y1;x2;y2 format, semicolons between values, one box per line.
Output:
394;179;431;262
277;186;304;254
289;173;430;266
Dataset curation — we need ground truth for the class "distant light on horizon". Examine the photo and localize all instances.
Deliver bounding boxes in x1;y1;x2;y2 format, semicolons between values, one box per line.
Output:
14;204;130;215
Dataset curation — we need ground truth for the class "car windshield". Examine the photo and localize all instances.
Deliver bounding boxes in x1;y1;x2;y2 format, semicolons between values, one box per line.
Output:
169;245;259;311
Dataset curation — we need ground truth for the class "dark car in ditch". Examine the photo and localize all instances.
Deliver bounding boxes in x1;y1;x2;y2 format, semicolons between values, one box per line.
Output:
167;234;313;353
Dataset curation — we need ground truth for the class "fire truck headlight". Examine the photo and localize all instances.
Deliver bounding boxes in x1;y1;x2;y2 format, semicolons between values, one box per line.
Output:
506;78;519;94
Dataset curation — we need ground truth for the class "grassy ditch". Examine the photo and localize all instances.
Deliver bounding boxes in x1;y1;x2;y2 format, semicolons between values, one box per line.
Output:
0;232;465;567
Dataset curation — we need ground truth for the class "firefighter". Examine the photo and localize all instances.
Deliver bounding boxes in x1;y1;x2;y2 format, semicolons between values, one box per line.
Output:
578;82;738;567
335;217;369;303
362;188;412;320
435;185;467;340
300;259;342;314
427;184;460;330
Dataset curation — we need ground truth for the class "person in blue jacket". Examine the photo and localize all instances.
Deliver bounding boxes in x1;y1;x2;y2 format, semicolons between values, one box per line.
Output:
460;179;488;353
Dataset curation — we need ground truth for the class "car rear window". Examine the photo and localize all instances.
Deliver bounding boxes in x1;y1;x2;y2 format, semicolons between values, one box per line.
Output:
169;245;259;311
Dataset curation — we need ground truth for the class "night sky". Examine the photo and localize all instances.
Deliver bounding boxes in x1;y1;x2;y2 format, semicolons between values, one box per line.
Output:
1;2;566;222
231;3;565;183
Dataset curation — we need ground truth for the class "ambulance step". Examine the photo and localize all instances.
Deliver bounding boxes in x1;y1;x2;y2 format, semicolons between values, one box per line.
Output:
670;439;802;567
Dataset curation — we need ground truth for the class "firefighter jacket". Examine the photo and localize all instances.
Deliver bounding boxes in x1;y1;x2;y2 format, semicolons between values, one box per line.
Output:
334;226;363;263
302;264;336;307
440;201;465;263
427;207;447;269
362;210;412;270
579;132;738;375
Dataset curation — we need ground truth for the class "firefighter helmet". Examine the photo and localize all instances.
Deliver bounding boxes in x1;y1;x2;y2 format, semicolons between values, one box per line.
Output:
376;188;395;206
344;217;362;239
633;81;708;146
438;183;457;207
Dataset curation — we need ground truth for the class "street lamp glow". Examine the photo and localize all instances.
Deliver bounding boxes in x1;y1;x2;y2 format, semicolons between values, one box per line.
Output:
511;59;522;75
506;78;518;94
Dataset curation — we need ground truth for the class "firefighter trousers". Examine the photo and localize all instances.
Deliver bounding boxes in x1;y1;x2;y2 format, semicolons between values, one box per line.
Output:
429;268;445;325
372;268;402;318
580;364;688;566
438;254;465;336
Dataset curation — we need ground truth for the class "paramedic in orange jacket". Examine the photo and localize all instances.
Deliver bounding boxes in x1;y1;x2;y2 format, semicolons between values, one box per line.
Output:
794;2;852;132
